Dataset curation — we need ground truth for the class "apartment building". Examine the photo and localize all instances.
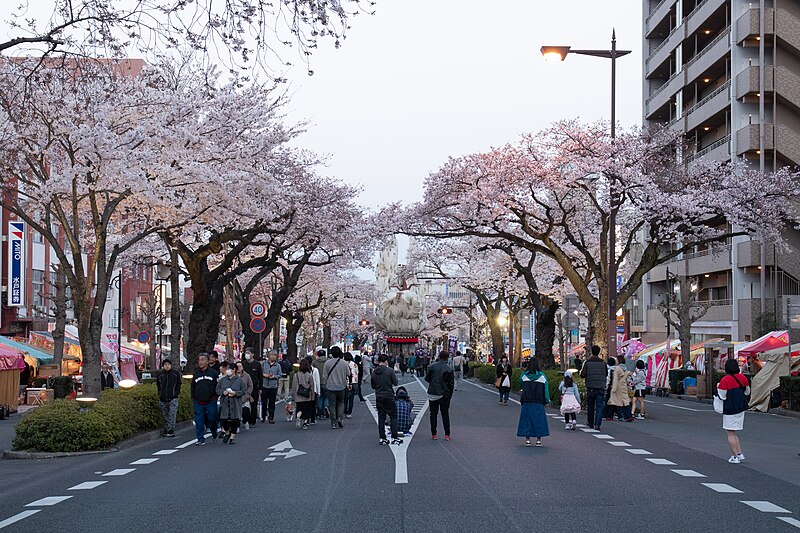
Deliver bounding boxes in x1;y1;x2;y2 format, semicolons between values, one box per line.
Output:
634;0;800;343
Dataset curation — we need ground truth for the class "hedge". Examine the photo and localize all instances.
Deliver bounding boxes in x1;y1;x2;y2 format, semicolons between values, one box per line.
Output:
13;383;193;452
780;376;800;411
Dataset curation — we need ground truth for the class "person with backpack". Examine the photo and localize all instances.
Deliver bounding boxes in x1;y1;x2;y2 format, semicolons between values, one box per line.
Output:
452;351;466;391
579;345;608;430
156;359;181;438
323;346;351;429
395;386;414;436
277;354;292;402
559;370;581;430
371;354;402;445
717;358;750;464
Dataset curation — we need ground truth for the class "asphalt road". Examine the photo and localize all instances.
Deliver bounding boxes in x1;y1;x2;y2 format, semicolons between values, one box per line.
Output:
2;375;800;532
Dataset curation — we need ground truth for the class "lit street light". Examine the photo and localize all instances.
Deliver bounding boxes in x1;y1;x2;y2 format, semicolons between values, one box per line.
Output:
540;30;631;358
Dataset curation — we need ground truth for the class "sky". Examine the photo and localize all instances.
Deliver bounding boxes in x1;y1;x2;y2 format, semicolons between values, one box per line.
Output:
281;0;644;209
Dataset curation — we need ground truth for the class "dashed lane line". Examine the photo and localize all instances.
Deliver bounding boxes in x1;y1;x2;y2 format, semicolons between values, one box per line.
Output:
0;510;41;529
580;428;600;433
175;432;211;449
626;449;653;455
68;481;108;490
646;458;676;465
130;458;159;465
740;501;790;513
608;441;631;447
702;483;743;493
593;434;614;439
777;517;800;528
102;468;136;477
152;449;179;455
662;403;713;412
25;496;73;507
672;469;706;477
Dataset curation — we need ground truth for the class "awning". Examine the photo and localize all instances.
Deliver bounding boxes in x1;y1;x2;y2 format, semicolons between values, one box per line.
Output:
736;331;789;357
759;343;800;358
0;335;54;363
388;337;418;344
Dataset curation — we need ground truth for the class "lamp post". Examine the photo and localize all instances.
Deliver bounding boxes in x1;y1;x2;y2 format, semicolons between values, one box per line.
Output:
540;30;631;359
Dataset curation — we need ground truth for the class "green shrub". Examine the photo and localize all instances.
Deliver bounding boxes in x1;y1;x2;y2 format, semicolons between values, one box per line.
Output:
13;382;193;452
780;376;800;411
476;364;497;385
467;361;484;378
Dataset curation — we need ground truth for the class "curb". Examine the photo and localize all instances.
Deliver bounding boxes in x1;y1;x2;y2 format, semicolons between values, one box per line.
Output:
3;420;194;460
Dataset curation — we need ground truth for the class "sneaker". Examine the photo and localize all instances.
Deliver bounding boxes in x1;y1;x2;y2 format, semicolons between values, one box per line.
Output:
737;453;745;462
331;423;337;429
268;419;275;424
165;431;175;438
222;433;230;444
379;438;390;445
432;434;438;440
195;440;205;446
728;455;741;464
635;414;645;420
310;420;317;425
525;439;531;447
302;424;309;430
565;424;571;430
296;417;302;429
245;422;250;430
391;438;404;445
337;420;344;428
535;440;543;447
229;439;236;445
504;402;508;405
444;435;451;441
345;414;352;419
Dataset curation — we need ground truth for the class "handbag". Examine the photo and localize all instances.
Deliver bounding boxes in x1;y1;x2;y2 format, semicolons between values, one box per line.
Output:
297;383;311;398
713;395;724;414
494;377;501;389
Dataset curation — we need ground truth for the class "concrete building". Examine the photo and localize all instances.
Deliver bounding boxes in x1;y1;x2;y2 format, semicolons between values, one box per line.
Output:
636;0;800;343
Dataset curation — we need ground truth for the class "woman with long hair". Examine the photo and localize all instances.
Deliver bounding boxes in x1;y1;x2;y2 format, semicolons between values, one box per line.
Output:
292;358;317;429
517;358;550;447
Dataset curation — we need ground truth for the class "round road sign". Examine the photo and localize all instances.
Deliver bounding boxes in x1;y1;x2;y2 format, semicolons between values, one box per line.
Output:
250;317;267;334
250;301;267;317
137;331;151;344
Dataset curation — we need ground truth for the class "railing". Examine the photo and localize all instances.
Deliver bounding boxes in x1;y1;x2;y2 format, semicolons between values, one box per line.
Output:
646;0;671;27
665;243;732;263
647;23;683;68
682;0;711;24
647;298;731;310
684;134;730;163
647;69;683;105
683;27;730;71
684;79;730;117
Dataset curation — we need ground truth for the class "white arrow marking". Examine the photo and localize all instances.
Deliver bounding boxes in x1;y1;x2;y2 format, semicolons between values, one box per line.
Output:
268;440;293;451
268;449;306;459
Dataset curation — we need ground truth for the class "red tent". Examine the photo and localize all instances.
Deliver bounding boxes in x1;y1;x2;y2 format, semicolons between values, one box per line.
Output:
737;331;789;357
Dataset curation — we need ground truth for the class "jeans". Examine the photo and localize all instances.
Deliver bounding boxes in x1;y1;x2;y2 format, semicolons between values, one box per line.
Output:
277;377;290;401
193;400;218;442
316;386;329;416
345;385;357;414
586;388;606;428
326;388;346;423
261;387;278;421
498;388;510;403
376;396;398;440
454;371;463;390
159;398;178;433
430;396;451;437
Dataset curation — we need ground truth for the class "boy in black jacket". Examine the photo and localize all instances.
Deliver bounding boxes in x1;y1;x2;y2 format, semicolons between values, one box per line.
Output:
157;359;181;437
191;353;219;445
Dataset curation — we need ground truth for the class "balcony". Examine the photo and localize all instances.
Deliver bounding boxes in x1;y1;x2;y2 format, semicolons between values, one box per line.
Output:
736;123;774;154
684;79;730;132
646;0;674;37
646;23;686;77
736;8;775;44
685;0;727;37
775;66;800;112
684;134;731;164
735;65;774;99
734;122;800;165
702;300;734;322
684;27;731;83
645;70;685;118
648;245;733;282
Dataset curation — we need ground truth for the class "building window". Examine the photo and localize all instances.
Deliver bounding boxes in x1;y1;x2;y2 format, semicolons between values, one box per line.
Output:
32;231;44;244
32;269;46;311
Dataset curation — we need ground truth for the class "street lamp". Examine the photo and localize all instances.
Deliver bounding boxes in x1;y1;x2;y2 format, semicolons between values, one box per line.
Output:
540;30;631;359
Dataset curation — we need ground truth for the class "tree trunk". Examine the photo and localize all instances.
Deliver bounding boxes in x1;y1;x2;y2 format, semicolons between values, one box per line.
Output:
322;322;332;350
169;248;182;367
535;298;559;369
284;314;303;363
184;258;225;371
588;303;607;359
272;318;281;352
52;267;67;377
514;315;522;364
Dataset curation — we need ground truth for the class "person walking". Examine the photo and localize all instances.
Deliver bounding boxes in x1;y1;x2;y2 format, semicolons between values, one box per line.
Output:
580;345;608;430
496;356;512;405
355;354;366;401
452;351;466;391
191;353;219;445
208;351;221;374
371;354;402;445
607;357;634;422
344;352;359;418
559;370;581;430
312;349;329;419
156;359;181;438
395;386;414;436
261;351;283;424
216;361;245;444
235;361;254;430
421;353;430;376
277;354;292;402
242;348;262;427
407;354;417;379
291;358;316;429
630;359;647;420
307;355;320;425
717;358;750;464
414;352;424;377
323;346;351;429
517;357;550;447
425;350;455;441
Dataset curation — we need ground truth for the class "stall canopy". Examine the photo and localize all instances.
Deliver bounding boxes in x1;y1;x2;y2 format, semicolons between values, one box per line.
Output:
760;343;800;358
0;335;54;363
737;331;789;358
749;351;800;412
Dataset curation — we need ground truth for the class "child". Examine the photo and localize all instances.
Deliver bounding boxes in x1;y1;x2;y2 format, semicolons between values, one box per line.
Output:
395;386;414;436
559;370;581;430
631;359;647;420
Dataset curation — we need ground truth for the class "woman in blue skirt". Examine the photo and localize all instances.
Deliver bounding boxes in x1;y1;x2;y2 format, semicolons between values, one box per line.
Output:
517;357;550;447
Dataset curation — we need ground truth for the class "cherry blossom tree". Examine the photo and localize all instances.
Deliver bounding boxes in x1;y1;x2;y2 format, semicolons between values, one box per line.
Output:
405;120;800;358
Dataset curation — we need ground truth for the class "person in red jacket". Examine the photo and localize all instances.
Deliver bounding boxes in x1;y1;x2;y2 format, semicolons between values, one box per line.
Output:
717;358;750;464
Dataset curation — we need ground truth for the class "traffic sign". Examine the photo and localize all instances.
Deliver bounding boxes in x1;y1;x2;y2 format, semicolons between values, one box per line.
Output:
250;317;267;333
137;331;150;344
250;301;267;317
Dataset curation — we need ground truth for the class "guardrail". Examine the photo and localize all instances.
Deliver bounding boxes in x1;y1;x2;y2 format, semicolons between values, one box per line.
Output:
684;79;730;117
684;134;730;163
683;27;730;71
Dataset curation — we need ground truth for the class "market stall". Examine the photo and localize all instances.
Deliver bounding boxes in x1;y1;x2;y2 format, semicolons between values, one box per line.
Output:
0;349;24;411
749;344;800;412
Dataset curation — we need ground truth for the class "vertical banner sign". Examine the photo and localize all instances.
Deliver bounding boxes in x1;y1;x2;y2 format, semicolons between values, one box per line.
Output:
7;221;26;307
529;309;536;349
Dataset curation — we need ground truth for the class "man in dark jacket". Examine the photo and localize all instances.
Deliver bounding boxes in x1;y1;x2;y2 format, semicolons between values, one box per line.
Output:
100;364;115;390
371;354;401;445
191;353;219;445
242;348;262;426
157;359;181;437
579;345;608;429
425;350;455;440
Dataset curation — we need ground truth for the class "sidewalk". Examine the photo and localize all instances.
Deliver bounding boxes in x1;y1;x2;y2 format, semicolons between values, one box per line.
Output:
0;408;27;453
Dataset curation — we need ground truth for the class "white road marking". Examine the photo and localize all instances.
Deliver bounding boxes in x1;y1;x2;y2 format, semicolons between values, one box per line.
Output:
268;440;293;451
130;458;159;465
575;424;587;428
702;483;743;493
68;481;107;490
593;434;615;439
152;449;178;455
0;510;41;529
267;449;306;459
663;403;712;412
263;457;276;462
176;432;211;449
102;468;136;477
464;379;521;404
608;441;631;447
626;449;652;455
646;458;677;465
740;501;790;513
671;469;706;477
25;496;73;506
778;517;800;528
580;428;600;433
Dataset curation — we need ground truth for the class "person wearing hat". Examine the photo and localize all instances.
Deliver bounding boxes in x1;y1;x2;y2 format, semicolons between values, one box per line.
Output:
157;359;181;437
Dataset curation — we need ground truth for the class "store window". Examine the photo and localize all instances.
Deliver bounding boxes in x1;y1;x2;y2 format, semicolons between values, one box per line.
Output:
32;269;45;310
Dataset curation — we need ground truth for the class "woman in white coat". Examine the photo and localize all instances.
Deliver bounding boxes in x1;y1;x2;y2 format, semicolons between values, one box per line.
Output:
307;355;321;425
